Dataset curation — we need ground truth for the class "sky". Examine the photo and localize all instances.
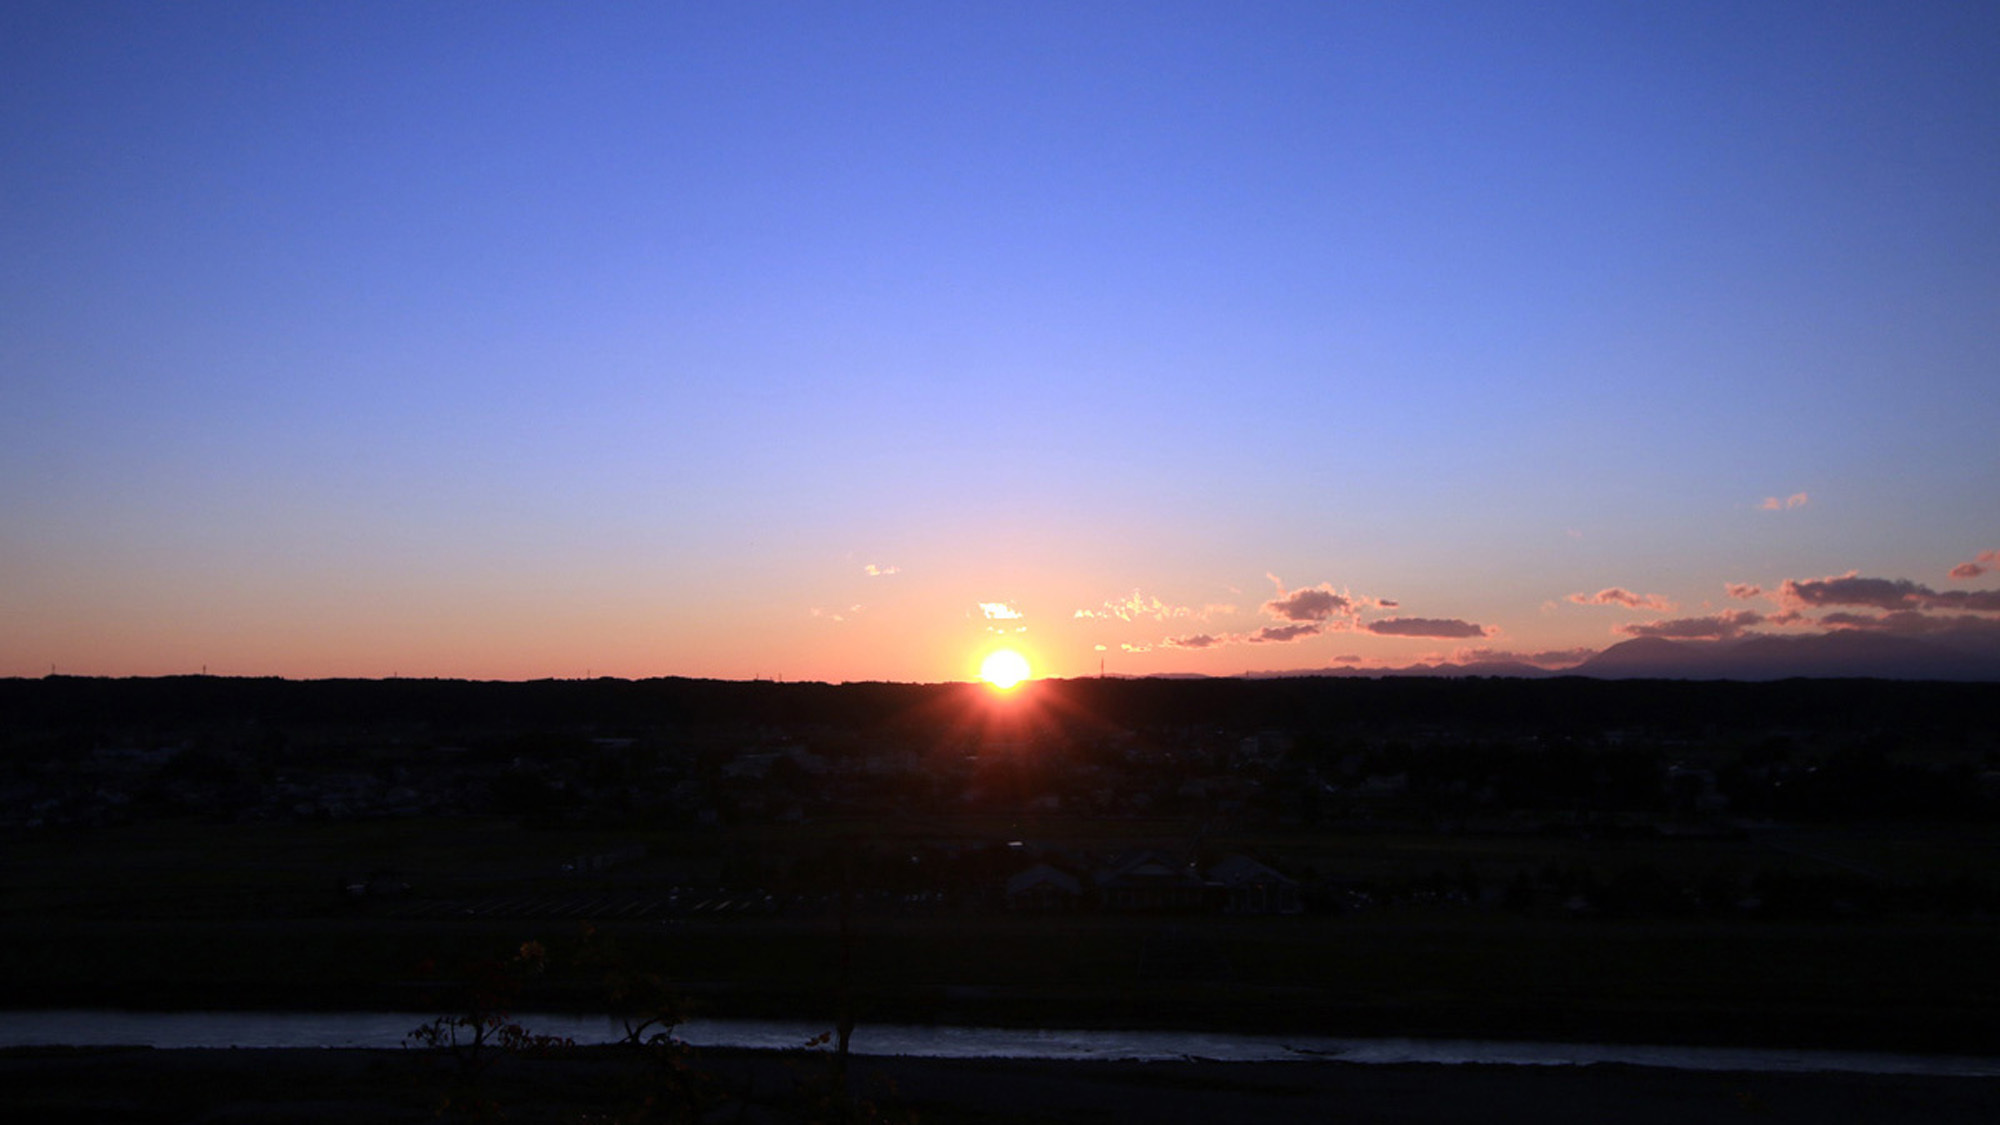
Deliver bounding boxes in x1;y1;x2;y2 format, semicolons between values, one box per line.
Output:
3;1;1997;683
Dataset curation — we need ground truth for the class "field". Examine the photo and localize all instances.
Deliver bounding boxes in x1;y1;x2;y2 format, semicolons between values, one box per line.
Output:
5;816;2000;1054
7;1047;2000;1124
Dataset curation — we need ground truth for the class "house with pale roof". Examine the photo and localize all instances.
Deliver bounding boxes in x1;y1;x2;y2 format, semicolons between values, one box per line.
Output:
1005;863;1082;912
1094;850;1216;913
1207;854;1302;915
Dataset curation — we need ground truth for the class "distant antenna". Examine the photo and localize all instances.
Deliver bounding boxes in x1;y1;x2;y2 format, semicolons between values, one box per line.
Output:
1100;658;1105;678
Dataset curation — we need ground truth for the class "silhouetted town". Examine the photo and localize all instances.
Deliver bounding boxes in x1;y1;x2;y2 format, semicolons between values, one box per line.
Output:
6;675;1997;925
6;671;2000;1125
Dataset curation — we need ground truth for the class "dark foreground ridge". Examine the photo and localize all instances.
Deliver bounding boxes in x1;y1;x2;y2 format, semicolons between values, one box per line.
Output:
4;670;1999;1103
6;1046;2000;1125
5;671;1995;731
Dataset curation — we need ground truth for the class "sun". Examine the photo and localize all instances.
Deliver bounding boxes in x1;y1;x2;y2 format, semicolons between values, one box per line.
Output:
979;648;1032;690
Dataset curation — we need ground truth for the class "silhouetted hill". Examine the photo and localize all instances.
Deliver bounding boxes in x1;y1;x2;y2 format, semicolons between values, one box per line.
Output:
1575;637;1691;677
1577;630;2000;681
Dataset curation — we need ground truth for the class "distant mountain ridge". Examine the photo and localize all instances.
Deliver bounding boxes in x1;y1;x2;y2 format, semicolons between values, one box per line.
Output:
1571;629;2000;681
1248;628;2000;681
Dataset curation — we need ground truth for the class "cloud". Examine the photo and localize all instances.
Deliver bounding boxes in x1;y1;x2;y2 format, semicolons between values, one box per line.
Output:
1779;573;1925;610
1119;642;1153;653
862;563;899;577
1779;573;2000;614
1726;582;1763;600
1819;611;2000;637
1929;588;2000;612
1153;622;1326;650
1820;611;1923;632
1074;590;1198;622
1263;574;1377;622
1258;575;1404;626
1566;587;1675;612
1364;617;1490;639
979;602;1024;620
1619;609;1764;640
1249;623;1323;643
1760;492;1810;511
1949;549;2000;580
1333;654;1364;664
1109;573;1506;653
1263;586;1352;622
1453;646;1597;669
1136;619;1331;653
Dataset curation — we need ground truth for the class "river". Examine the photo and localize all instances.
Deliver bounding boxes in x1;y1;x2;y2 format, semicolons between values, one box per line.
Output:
1;1010;1996;1077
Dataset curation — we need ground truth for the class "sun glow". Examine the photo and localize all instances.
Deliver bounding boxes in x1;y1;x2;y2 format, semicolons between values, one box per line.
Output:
979;648;1032;690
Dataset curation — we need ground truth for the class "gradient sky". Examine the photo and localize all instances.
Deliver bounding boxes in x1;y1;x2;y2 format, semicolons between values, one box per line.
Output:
4;1;1997;682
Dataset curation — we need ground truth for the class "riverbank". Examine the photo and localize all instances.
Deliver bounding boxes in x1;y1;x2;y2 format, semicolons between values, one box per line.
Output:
5;1045;1998;1124
12;1010;1997;1074
10;914;2000;1057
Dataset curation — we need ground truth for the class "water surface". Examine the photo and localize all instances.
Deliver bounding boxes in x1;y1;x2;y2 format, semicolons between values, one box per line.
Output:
2;1010;1994;1078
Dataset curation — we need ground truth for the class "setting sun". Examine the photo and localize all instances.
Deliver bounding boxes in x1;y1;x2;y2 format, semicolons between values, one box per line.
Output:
979;648;1032;690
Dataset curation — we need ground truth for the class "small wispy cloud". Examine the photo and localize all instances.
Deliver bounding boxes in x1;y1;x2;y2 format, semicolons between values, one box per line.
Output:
1949;549;2000;580
1726;582;1763;600
1074;590;1198;622
1759;491;1810;511
862;563;900;577
1566;587;1675;612
979;602;1024;620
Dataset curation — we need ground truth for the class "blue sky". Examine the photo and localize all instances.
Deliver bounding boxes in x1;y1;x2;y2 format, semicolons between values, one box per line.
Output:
3;1;1997;680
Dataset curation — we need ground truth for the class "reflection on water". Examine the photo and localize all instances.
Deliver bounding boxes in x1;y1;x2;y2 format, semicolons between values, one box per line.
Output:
0;1011;1996;1077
